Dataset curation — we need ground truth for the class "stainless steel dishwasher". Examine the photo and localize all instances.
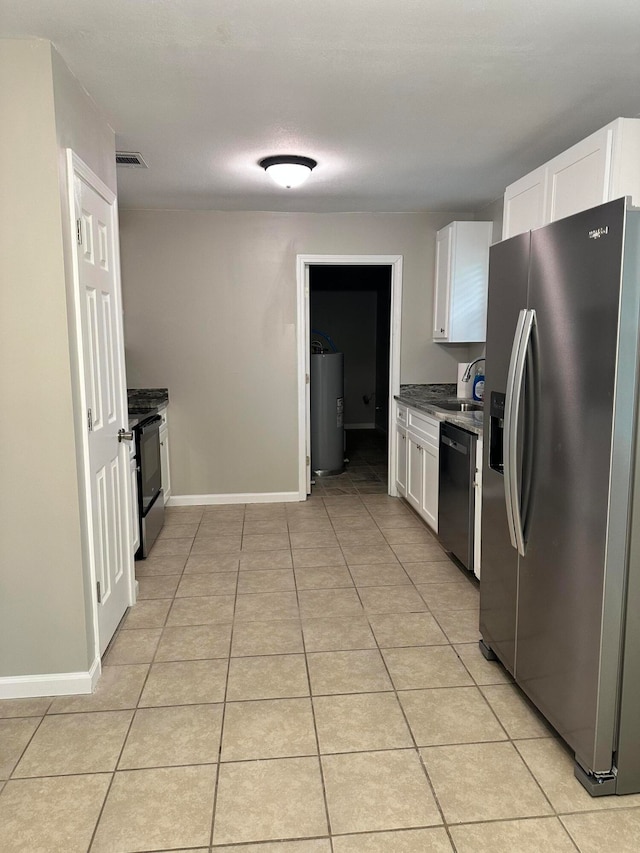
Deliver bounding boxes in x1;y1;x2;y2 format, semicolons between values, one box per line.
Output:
439;421;477;572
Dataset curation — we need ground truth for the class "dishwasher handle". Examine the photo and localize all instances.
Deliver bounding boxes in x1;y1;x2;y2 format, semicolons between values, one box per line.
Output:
441;434;468;454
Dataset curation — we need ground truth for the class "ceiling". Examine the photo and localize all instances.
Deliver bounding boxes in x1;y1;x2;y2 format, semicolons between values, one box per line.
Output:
2;0;640;212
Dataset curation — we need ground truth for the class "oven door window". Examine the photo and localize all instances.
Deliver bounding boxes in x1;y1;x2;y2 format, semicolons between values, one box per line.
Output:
140;421;162;514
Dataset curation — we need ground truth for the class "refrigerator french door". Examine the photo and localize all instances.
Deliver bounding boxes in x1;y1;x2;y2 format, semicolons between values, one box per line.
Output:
481;197;640;796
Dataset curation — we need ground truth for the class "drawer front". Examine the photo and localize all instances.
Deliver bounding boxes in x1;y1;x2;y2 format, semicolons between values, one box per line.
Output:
407;409;439;446
396;404;408;426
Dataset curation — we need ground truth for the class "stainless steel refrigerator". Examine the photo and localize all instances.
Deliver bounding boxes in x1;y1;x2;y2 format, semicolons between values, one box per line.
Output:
481;197;640;796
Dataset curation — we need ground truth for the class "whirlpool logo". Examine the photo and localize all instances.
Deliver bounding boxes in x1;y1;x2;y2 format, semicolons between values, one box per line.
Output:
588;226;609;239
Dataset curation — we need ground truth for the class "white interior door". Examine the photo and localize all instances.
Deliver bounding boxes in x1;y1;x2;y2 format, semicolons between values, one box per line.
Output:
73;162;133;655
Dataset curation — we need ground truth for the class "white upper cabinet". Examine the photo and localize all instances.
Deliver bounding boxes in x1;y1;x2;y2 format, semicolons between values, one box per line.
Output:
433;221;493;343
503;118;640;239
503;165;547;240
546;125;612;223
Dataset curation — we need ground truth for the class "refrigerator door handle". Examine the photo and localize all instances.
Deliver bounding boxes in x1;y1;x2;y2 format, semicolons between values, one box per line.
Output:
504;309;527;550
520;316;538;546
506;309;536;556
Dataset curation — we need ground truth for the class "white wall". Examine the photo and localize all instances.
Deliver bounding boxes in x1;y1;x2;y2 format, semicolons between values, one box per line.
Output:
0;39;115;680
120;209;473;497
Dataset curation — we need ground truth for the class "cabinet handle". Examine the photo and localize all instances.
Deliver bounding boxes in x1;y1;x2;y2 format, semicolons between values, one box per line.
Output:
440;328;445;334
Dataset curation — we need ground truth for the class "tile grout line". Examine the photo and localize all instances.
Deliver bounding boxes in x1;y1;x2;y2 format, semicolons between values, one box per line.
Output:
342;494;454;844
375;497;567;838
319;495;432;843
291;510;336;853
208;502;244;850
6;491;629;849
84;512;197;852
6;706;51;782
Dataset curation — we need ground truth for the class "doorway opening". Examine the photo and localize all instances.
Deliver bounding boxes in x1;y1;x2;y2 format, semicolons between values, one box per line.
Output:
296;254;403;500
310;265;391;496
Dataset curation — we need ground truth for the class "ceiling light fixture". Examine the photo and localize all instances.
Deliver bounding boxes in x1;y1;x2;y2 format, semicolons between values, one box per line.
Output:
259;155;317;188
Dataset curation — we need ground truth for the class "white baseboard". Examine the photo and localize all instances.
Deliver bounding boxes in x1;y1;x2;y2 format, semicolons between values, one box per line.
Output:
0;656;101;699
345;423;375;430
168;491;301;507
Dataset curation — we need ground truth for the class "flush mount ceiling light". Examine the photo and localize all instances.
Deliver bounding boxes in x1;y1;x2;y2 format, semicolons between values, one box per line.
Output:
259;155;317;188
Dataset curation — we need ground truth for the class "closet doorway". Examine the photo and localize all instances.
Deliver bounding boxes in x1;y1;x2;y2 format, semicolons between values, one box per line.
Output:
296;254;403;499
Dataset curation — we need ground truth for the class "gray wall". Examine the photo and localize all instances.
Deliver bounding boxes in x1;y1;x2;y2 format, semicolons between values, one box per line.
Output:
120;209;473;497
0;39;115;678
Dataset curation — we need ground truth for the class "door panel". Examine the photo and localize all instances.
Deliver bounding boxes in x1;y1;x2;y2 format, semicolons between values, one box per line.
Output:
480;232;530;674
517;199;626;769
433;226;451;339
546;127;612;224
76;172;132;655
503;166;547;239
406;436;422;512
395;426;407;496
420;441;438;532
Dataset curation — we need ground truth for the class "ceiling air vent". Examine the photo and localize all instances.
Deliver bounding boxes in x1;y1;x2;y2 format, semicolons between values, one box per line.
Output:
115;151;148;168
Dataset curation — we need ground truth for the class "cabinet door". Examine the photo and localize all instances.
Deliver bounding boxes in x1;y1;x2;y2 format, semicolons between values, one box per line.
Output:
406;436;423;513
546;126;613;224
159;425;171;504
130;457;140;555
395;425;408;496
503;166;547;239
433;225;452;340
420;441;439;532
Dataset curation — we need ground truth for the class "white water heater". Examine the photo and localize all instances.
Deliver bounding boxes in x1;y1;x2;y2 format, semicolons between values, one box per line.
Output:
310;352;344;476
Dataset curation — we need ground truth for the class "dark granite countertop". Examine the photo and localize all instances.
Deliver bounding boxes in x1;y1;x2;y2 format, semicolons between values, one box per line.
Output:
128;388;169;416
395;383;484;437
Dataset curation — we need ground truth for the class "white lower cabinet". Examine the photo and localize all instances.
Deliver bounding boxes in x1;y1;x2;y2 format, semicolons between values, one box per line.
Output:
420;440;439;531
395;404;439;532
159;406;171;505
395;403;483;567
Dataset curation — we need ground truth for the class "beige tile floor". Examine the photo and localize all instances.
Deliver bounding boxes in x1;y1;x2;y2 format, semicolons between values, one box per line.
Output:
1;494;640;851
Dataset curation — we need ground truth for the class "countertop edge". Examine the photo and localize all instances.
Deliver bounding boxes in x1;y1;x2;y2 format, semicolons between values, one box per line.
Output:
127;387;169;418
395;394;484;437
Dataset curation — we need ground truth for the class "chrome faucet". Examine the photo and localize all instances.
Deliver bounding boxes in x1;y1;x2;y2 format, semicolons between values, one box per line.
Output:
462;357;485;382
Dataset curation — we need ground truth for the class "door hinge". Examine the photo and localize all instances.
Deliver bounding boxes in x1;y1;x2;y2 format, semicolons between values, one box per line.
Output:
96;581;102;603
87;408;93;431
305;373;310;384
306;455;310;466
76;218;83;245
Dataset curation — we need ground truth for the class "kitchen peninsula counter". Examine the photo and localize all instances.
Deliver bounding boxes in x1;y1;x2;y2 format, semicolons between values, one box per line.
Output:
128;387;169;415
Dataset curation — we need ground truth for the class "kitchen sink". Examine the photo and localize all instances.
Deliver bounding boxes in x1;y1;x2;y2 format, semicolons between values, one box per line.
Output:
433;400;483;412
